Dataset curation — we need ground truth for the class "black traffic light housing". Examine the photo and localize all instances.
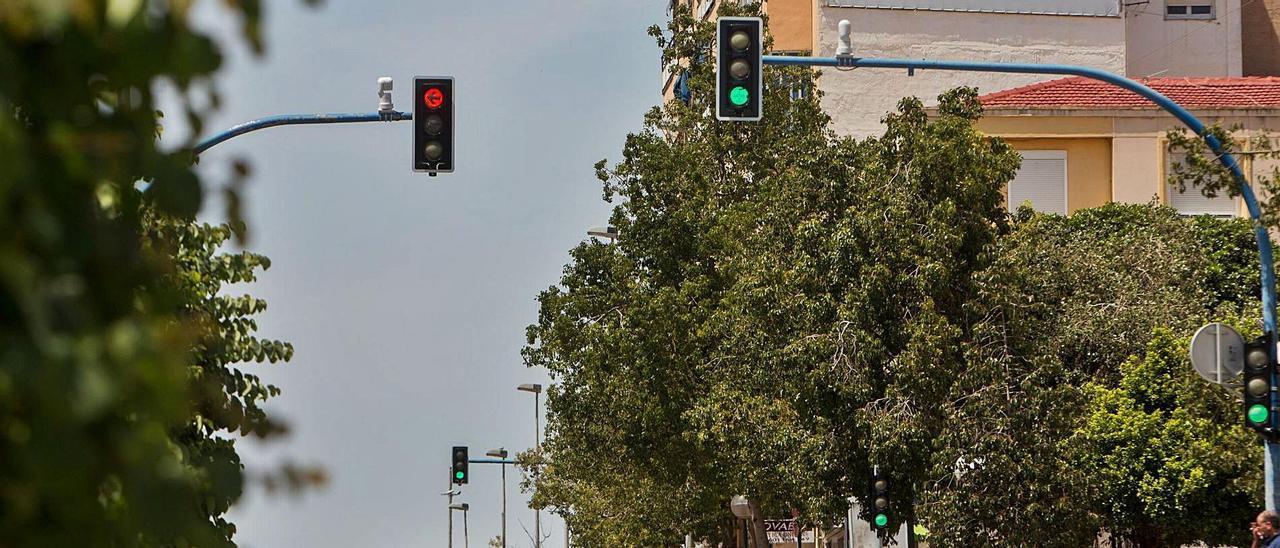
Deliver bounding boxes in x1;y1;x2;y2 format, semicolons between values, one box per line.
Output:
870;471;890;530
414;76;454;175
1243;334;1275;434
451;446;469;485
716;17;763;122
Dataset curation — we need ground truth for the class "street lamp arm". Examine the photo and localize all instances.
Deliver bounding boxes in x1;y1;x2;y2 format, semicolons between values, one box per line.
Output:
468;458;517;465
193;111;413;155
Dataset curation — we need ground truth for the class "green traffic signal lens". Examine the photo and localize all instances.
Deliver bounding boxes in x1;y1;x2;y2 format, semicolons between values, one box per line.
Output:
874;514;888;527
1250;404;1270;424
455;471;465;480
730;86;749;106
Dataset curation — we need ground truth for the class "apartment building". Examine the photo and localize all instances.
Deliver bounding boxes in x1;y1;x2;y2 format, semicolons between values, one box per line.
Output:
668;0;1279;134
666;0;1280;219
973;76;1280;215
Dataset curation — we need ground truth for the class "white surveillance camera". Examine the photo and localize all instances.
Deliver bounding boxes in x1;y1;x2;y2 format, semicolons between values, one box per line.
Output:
378;76;394;112
837;20;852;56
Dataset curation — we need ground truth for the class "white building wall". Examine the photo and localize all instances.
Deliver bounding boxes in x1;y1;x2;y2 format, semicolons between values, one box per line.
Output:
1125;0;1242;77
817;6;1127;137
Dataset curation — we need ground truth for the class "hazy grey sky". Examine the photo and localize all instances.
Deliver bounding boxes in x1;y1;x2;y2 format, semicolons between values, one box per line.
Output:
180;1;667;545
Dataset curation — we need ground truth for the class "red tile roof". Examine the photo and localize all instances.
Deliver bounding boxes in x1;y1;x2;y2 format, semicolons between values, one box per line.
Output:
979;76;1280;110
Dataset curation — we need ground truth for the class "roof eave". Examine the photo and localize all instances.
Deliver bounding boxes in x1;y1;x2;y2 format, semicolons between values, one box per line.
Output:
978;107;1280;117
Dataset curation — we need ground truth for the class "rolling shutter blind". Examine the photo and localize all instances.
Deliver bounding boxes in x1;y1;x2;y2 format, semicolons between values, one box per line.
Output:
1009;151;1067;215
1167;153;1237;216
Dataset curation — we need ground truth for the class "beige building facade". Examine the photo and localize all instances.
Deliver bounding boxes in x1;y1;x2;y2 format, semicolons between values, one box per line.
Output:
816;4;1127;136
666;0;1280;136
968;76;1280;216
1245;0;1280;75
664;0;1280;221
1125;0;1244;78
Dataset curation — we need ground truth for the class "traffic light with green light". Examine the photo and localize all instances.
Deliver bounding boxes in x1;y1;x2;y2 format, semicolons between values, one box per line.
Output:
451;446;469;485
1243;335;1275;433
716;17;763;122
414;77;454;175
871;472;890;530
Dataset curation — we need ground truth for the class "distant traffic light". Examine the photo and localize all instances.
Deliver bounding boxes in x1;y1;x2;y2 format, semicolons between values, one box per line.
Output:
716;17;763;122
414;77;454;175
871;471;890;529
1243;335;1275;433
452;446;469;484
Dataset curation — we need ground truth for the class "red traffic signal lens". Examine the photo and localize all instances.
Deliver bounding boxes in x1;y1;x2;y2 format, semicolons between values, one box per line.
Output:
424;87;445;109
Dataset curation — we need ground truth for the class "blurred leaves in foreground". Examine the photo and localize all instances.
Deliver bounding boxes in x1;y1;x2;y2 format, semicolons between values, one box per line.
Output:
1;1;314;545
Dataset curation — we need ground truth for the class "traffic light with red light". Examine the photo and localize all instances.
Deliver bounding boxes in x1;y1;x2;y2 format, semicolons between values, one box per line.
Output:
452;446;469;485
414;77;454;174
716;17;763;122
1243;334;1275;433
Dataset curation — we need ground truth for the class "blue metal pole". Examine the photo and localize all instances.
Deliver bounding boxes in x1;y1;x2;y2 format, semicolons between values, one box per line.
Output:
193;111;412;155
763;54;1279;510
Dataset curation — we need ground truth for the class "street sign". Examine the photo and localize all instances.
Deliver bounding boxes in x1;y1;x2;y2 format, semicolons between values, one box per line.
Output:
764;519;813;544
1190;322;1245;384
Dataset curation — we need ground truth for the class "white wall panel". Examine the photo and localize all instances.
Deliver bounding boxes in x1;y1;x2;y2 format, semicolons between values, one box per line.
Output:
826;0;1120;17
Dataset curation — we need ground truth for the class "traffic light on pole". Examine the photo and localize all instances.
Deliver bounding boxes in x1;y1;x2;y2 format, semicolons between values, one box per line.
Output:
413;77;454;175
716;17;763;122
1243;334;1275;433
451;446;469;485
871;472;890;530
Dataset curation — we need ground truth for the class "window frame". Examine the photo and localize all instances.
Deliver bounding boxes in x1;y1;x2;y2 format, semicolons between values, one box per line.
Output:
1165;0;1215;20
1008;150;1069;215
1165;151;1239;217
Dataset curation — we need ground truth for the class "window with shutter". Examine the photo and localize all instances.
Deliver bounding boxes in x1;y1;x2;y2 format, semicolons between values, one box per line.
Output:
1009;150;1068;215
1166;153;1237;216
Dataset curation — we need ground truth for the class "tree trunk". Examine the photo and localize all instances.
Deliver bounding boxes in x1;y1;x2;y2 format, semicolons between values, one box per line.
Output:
1129;526;1164;548
747;503;769;548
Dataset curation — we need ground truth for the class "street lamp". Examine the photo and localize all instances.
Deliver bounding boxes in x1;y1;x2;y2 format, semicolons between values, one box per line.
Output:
586;225;619;241
450;503;471;548
442;488;461;548
486;447;510;548
730;496;752;548
517;383;543;548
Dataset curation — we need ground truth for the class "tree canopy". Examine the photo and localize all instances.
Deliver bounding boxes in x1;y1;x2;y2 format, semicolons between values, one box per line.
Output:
1;1;308;544
523;4;1266;546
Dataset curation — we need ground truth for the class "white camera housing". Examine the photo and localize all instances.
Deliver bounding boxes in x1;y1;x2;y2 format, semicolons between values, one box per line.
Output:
377;76;394;112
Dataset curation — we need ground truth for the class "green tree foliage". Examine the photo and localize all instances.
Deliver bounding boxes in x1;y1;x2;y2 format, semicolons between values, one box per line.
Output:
524;2;1018;543
145;216;296;544
0;1;308;544
1066;329;1259;547
524;5;1266;546
921;204;1261;547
